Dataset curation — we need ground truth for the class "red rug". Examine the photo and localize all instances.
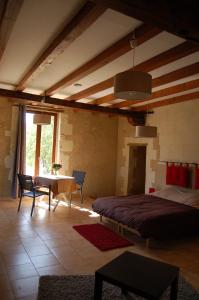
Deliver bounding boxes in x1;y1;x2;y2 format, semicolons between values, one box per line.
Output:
73;223;133;251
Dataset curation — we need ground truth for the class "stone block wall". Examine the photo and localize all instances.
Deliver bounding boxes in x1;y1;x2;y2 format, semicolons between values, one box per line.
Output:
59;109;118;197
116;99;199;195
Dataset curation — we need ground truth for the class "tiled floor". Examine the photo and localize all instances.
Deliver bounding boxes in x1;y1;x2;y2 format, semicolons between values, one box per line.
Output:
0;196;199;299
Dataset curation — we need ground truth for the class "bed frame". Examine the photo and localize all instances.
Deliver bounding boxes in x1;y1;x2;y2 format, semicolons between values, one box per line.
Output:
99;215;152;248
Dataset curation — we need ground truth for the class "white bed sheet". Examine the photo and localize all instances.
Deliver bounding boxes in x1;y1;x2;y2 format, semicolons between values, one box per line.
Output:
152;186;199;209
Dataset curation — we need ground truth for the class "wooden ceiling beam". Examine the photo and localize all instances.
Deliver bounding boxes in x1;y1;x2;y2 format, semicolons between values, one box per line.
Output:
91;0;199;44
16;1;106;91
0;88;144;119
66;41;199;102
89;63;199;108
132;91;199;111
11;103;64;113
143;78;199;100
93;78;199;109
89;94;117;105
0;0;7;25
106;62;199;108
113;78;199;109
152;62;199;88
46;25;162;95
132;42;199;73
66;79;114;101
26;107;63;114
0;0;23;60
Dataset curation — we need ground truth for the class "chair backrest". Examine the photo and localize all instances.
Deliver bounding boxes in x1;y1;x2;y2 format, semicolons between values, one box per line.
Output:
72;170;86;186
17;174;34;191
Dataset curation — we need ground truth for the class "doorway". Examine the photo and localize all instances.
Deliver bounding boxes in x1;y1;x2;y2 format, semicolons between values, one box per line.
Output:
127;145;146;195
25;112;57;176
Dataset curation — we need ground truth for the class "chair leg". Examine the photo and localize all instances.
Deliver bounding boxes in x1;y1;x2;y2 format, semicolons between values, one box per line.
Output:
18;194;22;212
31;197;35;217
48;191;51;212
80;187;83;204
53;199;60;211
69;193;72;207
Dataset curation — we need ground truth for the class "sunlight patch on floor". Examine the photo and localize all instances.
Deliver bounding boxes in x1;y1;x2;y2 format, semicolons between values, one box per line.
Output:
36;197;99;219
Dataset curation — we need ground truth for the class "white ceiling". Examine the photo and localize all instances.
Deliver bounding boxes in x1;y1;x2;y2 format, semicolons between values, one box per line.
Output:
62;32;184;96
0;0;198;111
0;0;84;84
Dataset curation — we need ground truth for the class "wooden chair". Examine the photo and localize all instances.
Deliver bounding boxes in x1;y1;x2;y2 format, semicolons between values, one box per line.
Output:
17;174;51;216
69;170;86;206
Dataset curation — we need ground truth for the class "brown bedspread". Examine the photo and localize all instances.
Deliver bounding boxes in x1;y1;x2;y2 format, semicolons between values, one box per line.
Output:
92;195;199;240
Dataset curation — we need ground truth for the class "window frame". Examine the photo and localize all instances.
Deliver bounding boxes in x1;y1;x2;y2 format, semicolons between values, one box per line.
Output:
26;110;58;176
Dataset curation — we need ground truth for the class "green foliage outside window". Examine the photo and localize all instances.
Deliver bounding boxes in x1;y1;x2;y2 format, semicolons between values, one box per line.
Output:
26;116;53;174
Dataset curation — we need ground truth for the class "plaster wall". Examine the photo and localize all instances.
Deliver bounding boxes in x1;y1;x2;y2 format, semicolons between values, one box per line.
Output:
116;99;199;194
59;109;118;197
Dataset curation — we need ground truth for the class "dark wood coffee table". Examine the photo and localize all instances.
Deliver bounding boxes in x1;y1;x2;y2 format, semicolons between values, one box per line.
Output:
94;251;179;300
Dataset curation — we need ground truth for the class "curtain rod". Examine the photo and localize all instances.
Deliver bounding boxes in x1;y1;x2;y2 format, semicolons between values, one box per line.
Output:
159;161;198;165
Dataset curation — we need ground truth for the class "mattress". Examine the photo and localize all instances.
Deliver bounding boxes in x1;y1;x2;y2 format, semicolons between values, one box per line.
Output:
92;194;199;240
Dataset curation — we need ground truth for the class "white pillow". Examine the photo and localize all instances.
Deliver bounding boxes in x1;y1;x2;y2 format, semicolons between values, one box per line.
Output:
153;187;199;209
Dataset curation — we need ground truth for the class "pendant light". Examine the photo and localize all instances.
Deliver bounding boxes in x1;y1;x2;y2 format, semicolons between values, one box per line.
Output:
135;125;157;138
33;114;51;125
114;34;152;100
33;91;51;125
135;103;157;138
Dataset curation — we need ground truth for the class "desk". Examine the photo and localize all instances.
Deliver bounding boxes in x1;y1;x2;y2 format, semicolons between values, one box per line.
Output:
94;251;179;300
35;175;76;197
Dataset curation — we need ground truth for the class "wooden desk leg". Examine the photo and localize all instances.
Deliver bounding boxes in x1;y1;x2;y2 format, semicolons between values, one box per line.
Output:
94;273;103;300
170;275;179;300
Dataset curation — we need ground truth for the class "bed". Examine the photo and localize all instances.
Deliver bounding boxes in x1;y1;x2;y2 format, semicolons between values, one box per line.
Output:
92;187;199;243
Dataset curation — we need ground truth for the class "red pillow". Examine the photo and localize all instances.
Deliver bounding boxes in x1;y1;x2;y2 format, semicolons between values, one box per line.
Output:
166;164;189;187
166;163;174;185
171;165;180;185
177;166;189;187
195;167;199;189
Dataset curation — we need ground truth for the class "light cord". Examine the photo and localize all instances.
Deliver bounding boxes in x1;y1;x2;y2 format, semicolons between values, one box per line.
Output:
130;31;136;70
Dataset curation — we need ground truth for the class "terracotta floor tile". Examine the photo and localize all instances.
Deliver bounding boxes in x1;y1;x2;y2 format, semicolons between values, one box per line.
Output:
36;264;68;276
11;218;30;226
0;197;198;296
20;237;45;247
50;244;76;258
30;254;60;268
44;237;70;248
7;263;38;280
0;238;21;248
0;290;15;300
0;274;12;291
2;253;31;267
11;276;39;298
0;267;7;276
24;245;50;257
0;244;26;256
39;232;67;241
16;294;38;300
18;231;38;239
57;254;88;270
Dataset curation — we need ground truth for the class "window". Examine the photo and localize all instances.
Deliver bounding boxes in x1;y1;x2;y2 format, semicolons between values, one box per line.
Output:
26;112;57;176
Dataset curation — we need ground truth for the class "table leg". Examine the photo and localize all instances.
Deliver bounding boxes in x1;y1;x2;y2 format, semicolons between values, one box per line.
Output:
94;273;103;300
170;275;178;300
